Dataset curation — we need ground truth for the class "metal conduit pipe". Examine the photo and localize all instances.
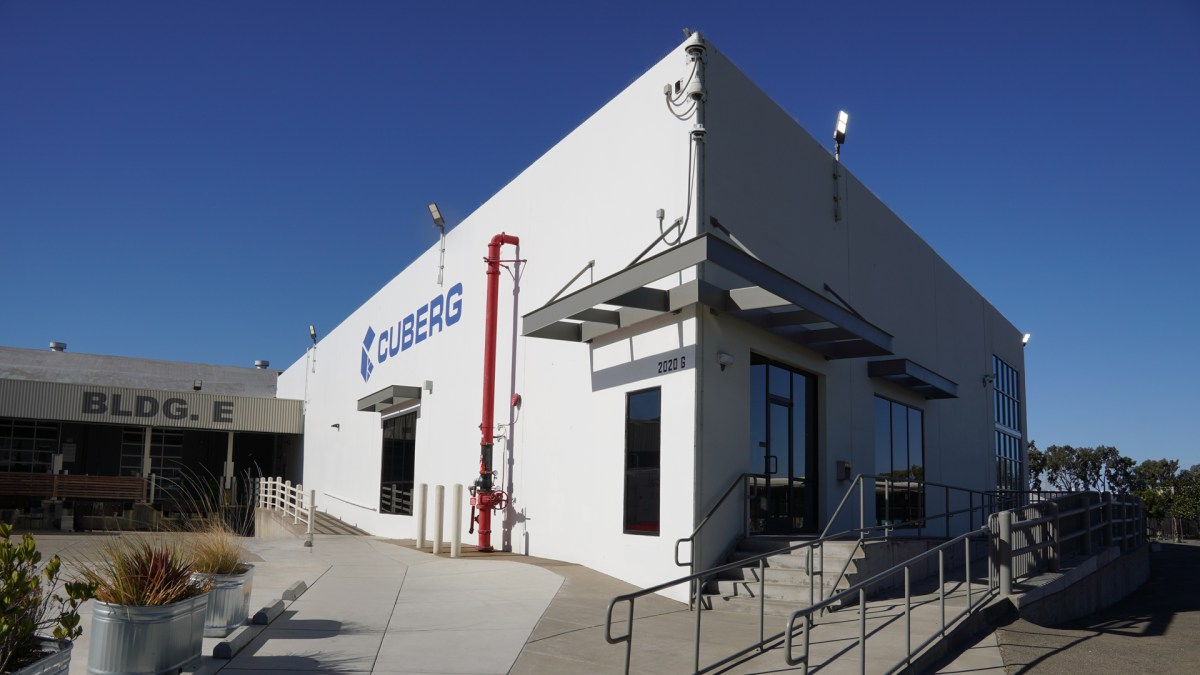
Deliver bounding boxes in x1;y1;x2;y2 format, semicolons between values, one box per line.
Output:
470;232;520;552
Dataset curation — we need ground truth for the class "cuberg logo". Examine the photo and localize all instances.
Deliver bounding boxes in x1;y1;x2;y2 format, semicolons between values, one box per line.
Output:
360;283;463;383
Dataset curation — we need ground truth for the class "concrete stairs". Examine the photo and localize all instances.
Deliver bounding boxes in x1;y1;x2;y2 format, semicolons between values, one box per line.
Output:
705;537;861;616
705;536;957;617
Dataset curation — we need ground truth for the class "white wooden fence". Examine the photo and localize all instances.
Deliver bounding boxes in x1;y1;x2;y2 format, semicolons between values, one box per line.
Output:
257;476;315;542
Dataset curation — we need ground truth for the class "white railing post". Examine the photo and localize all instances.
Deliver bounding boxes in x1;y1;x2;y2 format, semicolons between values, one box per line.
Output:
416;483;428;548
294;484;303;524
305;489;315;547
433;485;445;555
452;484;463;558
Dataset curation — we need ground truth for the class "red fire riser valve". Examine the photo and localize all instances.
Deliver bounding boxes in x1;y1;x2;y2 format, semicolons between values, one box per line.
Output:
473;232;519;552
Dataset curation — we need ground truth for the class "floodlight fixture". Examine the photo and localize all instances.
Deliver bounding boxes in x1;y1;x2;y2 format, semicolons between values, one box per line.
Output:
1022;333;1031;346
309;324;318;344
834;110;849;146
428;202;445;229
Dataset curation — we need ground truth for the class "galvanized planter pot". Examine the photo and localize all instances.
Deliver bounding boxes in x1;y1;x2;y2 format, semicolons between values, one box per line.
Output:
86;593;209;675
193;564;255;637
9;637;72;675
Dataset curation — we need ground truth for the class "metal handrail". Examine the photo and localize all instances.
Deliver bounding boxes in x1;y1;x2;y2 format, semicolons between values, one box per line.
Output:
674;472;747;567
607;473;1004;674
784;527;993;672
607;524;871;674
820;474;998;598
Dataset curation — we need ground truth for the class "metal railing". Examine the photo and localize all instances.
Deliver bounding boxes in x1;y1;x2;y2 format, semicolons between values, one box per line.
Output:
380;483;413;515
784;527;992;673
989;490;1145;595
674;472;748;568
819;475;999;598
257;476;315;542
607;524;863;674
606;474;1000;674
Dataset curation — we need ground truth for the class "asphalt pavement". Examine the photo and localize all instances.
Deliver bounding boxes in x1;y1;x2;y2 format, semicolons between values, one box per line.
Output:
995;541;1200;674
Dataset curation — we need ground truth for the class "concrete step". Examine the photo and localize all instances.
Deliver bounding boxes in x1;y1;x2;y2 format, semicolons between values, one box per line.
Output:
710;578;837;602
704;593;847;617
717;563;845;588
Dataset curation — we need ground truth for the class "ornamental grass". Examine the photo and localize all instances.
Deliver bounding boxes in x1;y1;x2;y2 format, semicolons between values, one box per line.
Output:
76;538;208;607
188;524;249;576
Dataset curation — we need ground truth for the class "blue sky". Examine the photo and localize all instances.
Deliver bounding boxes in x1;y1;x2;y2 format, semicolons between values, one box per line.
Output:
2;1;1197;468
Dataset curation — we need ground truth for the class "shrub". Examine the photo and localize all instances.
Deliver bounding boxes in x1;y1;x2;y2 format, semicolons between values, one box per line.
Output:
0;522;95;672
75;537;208;607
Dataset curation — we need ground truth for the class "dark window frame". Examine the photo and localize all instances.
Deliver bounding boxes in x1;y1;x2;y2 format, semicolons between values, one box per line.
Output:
623;386;661;536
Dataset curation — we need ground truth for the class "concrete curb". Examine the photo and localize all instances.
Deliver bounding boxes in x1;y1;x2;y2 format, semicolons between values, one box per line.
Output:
251;599;284;625
282;580;308;601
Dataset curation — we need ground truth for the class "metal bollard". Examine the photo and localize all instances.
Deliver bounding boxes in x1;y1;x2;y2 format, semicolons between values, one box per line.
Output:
998;510;1013;597
451;484;463;558
433;485;445;555
416;484;428;548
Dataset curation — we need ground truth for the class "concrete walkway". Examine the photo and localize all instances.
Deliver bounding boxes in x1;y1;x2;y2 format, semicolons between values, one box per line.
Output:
29;531;1006;674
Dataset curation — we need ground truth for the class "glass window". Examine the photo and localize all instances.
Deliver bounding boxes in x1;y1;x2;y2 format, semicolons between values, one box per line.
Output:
874;397;924;525
380;411;417;515
624;388;661;535
0;418;59;473
992;356;1024;494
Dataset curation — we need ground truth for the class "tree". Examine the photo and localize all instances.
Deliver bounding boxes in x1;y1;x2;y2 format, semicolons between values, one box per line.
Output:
1027;440;1046;490
1041;445;1137;493
1134;458;1179;492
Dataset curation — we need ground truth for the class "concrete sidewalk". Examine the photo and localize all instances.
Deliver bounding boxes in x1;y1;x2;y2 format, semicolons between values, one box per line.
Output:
31;532;1005;674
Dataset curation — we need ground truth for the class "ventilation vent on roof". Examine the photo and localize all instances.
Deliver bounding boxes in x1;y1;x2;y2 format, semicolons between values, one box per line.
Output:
49;341;67;352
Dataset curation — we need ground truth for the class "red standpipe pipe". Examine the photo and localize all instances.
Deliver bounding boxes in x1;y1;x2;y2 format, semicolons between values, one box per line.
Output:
473;232;519;552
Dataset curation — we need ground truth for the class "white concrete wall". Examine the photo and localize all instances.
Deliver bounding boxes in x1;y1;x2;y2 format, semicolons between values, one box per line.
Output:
693;44;1027;565
278;40;707;592
278;34;1029;594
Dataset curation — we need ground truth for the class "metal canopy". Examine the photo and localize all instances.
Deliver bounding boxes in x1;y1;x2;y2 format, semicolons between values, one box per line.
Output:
867;359;958;399
357;385;422;413
522;235;894;360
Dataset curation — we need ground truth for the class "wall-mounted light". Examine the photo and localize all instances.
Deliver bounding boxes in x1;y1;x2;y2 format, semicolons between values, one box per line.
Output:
982;374;995;387
193;379;202;391
331;423;340;431
309;324;318;345
833;110;849;149
1022;333;1031;347
424;380;434;394
717;351;734;371
427;202;445;229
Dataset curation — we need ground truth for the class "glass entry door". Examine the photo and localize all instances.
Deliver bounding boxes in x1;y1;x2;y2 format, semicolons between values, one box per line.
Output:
749;355;817;534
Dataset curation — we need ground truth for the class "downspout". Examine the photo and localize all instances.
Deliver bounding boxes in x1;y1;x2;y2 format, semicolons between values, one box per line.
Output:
470;232;520;552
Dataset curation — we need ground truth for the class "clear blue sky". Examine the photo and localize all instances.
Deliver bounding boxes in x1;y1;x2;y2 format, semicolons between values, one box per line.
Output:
2;1;1197;468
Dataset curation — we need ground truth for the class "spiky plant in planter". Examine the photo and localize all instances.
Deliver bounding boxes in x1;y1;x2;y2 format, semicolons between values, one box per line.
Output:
76;537;208;606
187;524;254;637
0;522;95;673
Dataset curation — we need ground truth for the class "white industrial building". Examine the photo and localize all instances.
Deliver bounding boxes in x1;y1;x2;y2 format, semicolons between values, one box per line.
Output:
278;33;1028;592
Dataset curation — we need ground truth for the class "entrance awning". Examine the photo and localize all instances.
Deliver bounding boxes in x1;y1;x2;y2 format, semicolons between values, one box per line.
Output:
522;234;893;359
357;385;422;413
867;359;958;399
